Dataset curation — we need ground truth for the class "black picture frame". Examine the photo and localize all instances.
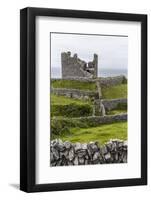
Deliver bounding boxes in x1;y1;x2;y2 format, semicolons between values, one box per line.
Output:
20;7;147;193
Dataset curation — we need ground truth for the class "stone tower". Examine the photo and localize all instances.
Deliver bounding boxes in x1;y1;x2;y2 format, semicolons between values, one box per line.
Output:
61;52;98;78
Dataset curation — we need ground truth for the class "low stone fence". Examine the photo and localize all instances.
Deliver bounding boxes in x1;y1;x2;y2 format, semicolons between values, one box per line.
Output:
52;76;127;87
99;98;127;111
50;139;127;166
51;114;127;135
99;76;127;87
51;88;98;99
74;114;127;126
51;77;95;82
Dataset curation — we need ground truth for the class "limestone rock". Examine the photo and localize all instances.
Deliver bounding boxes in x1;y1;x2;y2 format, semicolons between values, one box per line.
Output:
50;139;128;166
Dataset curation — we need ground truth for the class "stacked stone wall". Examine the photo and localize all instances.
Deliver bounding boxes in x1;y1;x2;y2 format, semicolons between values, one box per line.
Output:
52;75;127;86
51;88;98;99
100;76;127;87
94;98;127;111
50;139;127;166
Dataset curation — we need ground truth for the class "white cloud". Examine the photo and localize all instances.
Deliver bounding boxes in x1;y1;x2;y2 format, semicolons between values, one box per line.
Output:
50;33;128;77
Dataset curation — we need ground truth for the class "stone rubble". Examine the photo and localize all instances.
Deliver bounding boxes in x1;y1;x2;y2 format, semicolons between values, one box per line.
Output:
50;139;128;166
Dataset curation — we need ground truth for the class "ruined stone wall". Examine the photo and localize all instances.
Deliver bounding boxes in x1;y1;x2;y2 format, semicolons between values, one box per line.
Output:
51;77;96;82
102;98;127;111
94;98;127;111
52;75;127;86
51;88;98;99
61;52;86;78
75;114;127;125
100;76;127;87
51;114;127;129
50;139;127;166
93;99;127;116
61;52;98;78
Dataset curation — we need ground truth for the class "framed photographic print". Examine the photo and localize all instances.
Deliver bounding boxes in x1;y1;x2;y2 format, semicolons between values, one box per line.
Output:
20;7;147;192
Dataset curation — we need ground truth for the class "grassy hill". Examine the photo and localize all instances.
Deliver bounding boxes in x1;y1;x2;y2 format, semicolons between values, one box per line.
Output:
50;78;127;144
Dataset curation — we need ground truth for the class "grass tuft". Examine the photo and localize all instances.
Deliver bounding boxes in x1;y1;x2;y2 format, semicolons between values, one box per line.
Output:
102;84;127;99
52;121;127;145
51;79;96;91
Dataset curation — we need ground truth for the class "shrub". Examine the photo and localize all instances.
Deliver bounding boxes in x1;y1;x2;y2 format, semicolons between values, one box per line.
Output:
117;102;127;110
51;117;88;135
51;103;93;117
122;76;127;84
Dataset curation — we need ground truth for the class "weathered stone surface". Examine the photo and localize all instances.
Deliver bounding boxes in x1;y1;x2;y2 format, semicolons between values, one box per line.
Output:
50;139;128;166
78;157;85;165
61;52;98;78
74;142;82;152
100;76;127;87
101;146;108;155
51;75;127;86
77;150;87;158
100;98;127;111
64;141;71;149
78;114;127;125
88;142;98;153
104;152;111;161
68;148;74;161
73;156;79;165
93;152;100;161
81;143;87;150
51;88;98;100
52;148;60;160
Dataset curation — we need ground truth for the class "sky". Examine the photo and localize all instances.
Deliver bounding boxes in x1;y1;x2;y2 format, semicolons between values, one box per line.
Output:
50;33;128;78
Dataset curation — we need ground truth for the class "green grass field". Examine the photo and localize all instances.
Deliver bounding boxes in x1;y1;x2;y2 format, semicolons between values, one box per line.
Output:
51;94;91;105
50;80;127;144
52;121;127;145
51;79;96;91
102;84;127;99
107;109;127;115
51;94;93;117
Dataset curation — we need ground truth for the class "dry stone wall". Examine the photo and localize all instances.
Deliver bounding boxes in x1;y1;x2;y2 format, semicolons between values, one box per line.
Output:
51;114;127;133
97;98;127;111
100;76;127;87
76;114;127;125
51;88;98;99
51;75;127;85
50;139;127;166
51;77;96;82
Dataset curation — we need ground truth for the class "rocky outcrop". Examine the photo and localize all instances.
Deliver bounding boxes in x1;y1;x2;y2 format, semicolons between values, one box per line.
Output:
50;139;127;166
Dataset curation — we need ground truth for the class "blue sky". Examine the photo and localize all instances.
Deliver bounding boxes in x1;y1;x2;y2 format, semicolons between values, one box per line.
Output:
50;33;128;78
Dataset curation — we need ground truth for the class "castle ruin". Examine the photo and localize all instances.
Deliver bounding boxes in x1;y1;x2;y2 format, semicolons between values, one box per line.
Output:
61;52;98;78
